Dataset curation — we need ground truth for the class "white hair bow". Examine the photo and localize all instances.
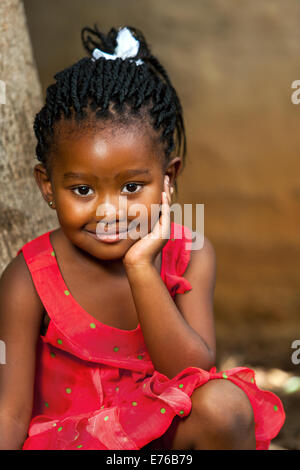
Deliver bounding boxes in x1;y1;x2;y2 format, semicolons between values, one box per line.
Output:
91;27;144;65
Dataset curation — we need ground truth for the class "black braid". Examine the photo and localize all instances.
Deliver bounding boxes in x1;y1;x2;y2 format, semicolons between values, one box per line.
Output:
34;24;187;194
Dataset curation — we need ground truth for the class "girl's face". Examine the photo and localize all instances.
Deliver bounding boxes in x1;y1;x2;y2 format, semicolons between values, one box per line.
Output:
35;121;180;261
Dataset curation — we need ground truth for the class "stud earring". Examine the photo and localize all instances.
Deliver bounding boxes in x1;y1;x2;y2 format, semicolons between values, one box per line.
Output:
49;201;53;207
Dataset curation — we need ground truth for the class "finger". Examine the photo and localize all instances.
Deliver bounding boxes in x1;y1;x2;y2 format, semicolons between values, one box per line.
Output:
164;176;172;205
161;192;171;239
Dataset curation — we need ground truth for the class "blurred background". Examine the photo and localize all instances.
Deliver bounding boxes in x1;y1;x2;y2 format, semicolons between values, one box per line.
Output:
2;0;300;449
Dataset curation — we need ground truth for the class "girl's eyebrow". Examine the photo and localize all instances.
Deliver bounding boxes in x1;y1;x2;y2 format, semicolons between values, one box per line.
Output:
62;169;151;180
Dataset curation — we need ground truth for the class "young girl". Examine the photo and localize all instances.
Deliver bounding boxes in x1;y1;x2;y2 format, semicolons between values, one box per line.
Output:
0;25;285;450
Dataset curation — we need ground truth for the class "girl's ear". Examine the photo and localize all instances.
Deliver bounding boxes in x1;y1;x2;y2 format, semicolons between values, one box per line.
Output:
165;157;182;187
33;164;55;208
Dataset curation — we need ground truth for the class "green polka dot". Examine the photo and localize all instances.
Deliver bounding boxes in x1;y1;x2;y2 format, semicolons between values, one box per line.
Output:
77;444;83;449
160;408;166;414
53;423;57;427
50;352;56;358
57;339;63;345
64;290;70;296
101;405;105;409
251;378;254;383
58;427;63;432
178;383;184;389
137;355;143;360
222;373;228;379
171;238;175;241
132;401;138;406
179;410;184;415
45;402;49;407
274;405;278;412
51;251;56;257
90;323;96;329
113;347;119;352
115;387;119;392
66;388;72;394
104;416;109;422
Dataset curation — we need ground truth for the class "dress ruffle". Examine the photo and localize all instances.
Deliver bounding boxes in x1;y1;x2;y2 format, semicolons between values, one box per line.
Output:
22;363;285;450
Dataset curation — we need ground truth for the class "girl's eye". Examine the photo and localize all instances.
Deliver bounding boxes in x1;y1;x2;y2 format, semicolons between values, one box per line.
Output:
122;183;143;194
71;186;94;197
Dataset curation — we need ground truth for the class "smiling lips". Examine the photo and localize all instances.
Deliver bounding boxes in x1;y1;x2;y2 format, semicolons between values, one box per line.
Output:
99;228;128;236
88;226;129;236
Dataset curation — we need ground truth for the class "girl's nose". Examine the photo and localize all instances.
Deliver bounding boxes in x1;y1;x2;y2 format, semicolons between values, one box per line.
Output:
95;198;127;225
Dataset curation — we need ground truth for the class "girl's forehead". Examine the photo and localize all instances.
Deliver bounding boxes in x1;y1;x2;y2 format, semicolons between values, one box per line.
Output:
52;124;164;176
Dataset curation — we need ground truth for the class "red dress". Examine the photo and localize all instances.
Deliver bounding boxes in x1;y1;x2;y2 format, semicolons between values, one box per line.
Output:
17;222;285;450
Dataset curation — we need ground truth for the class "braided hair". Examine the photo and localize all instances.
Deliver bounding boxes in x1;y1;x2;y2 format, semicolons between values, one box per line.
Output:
33;24;187;194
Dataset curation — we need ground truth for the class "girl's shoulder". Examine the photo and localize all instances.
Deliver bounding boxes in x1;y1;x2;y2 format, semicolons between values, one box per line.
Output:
180;230;216;292
170;222;215;273
0;247;44;330
0;230;53;321
161;223;215;297
16;229;53;258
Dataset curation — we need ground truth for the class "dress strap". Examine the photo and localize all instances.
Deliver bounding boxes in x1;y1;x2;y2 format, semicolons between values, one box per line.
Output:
161;222;193;298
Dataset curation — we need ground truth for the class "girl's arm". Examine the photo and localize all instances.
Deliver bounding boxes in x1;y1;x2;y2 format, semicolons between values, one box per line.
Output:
0;253;43;449
124;235;216;379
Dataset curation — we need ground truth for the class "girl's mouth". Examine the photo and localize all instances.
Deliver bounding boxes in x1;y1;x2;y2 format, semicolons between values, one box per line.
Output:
86;226;136;243
86;230;126;243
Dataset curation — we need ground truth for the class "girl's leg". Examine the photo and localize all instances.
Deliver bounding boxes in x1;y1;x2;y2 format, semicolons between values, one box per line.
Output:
170;378;256;450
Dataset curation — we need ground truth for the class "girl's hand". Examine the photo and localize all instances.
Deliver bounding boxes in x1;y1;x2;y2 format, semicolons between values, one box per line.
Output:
123;175;172;267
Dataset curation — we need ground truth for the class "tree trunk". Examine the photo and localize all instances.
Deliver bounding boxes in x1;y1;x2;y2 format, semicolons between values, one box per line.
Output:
0;0;57;273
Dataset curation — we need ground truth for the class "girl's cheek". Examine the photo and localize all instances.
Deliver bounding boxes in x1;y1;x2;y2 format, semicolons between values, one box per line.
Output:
58;195;91;221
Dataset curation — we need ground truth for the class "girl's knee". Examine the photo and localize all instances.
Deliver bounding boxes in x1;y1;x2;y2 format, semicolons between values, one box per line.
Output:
191;378;255;438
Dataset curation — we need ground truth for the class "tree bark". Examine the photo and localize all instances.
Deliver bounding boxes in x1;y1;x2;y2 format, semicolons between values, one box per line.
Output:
0;0;57;273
